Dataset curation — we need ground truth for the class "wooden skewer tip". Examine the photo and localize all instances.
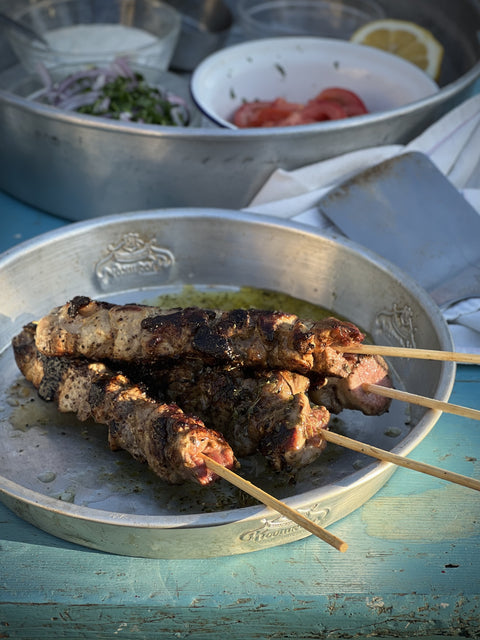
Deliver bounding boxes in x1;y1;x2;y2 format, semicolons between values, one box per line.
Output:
362;383;480;422
200;453;348;552
342;343;480;365
320;429;480;493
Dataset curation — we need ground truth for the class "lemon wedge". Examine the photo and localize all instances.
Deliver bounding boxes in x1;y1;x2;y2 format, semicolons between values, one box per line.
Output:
351;19;444;80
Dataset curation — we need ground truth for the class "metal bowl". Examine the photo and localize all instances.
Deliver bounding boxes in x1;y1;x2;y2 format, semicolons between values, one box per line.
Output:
0;209;455;557
164;0;233;71
0;0;479;221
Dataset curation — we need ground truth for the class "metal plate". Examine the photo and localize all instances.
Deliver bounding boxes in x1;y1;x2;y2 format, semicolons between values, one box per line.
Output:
0;209;455;557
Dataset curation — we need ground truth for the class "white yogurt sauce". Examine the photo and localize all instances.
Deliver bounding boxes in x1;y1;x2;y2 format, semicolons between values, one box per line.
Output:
45;23;159;55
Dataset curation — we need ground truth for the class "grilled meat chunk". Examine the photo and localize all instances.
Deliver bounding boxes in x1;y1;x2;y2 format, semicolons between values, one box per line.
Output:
142;362;331;470
12;323;236;486
35;296;365;377
309;355;392;415
258;392;330;471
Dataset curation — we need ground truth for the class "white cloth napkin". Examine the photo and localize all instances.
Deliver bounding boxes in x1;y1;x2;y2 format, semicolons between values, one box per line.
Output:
244;94;480;355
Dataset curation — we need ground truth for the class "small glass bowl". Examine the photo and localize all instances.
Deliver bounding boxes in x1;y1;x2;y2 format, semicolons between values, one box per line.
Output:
237;0;385;41
8;61;202;127
7;0;181;72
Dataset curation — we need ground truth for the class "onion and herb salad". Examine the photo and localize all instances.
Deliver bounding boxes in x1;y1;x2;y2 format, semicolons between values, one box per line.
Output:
34;58;191;126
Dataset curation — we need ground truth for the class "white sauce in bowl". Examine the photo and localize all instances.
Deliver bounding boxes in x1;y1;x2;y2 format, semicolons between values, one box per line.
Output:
44;24;159;56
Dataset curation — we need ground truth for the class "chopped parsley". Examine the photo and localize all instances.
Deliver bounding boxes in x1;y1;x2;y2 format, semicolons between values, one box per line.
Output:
35;58;190;126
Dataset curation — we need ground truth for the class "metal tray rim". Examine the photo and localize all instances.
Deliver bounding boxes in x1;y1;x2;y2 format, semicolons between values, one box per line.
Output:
1;61;479;138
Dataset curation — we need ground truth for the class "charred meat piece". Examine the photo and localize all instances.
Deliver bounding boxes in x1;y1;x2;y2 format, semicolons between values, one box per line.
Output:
258;392;331;471
12;323;236;486
35;296;365;377
145;362;331;471
309;355;392;416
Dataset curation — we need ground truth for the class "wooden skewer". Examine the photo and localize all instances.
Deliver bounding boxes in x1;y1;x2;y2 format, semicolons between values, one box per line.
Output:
342;343;480;365
200;453;348;553
321;430;480;492
363;383;480;421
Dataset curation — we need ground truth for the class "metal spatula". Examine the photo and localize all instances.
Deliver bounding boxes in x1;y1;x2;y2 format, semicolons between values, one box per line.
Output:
317;151;480;307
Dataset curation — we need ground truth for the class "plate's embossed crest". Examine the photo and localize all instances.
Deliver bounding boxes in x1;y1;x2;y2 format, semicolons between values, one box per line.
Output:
240;504;329;545
95;232;175;288
375;304;417;348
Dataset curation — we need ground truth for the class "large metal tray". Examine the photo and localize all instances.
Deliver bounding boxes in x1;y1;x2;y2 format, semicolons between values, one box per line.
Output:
0;210;455;557
0;0;479;221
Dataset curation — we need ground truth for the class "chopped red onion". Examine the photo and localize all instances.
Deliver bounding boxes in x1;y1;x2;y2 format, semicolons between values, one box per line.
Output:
34;57;191;126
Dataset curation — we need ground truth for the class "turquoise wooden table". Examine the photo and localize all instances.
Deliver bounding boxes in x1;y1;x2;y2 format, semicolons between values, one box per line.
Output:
1;193;479;639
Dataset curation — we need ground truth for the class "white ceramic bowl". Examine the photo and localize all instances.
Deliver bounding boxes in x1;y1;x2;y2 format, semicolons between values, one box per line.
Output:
7;0;181;72
191;36;439;129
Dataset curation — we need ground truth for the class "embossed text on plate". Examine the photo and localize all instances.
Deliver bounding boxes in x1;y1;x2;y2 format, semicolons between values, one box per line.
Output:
375;304;417;348
239;504;329;546
95;232;175;289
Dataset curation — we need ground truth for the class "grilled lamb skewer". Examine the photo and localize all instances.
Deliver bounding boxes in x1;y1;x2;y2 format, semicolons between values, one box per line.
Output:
14;322;330;474
128;361;331;470
309;354;393;416
34;296;365;378
12;323;237;486
123;354;391;469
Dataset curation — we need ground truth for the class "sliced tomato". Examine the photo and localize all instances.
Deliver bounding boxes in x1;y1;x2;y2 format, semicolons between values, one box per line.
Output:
314;88;368;116
273;111;310;126
233;97;302;128
301;98;348;122
249;98;302;127
233;101;272;128
232;88;368;127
